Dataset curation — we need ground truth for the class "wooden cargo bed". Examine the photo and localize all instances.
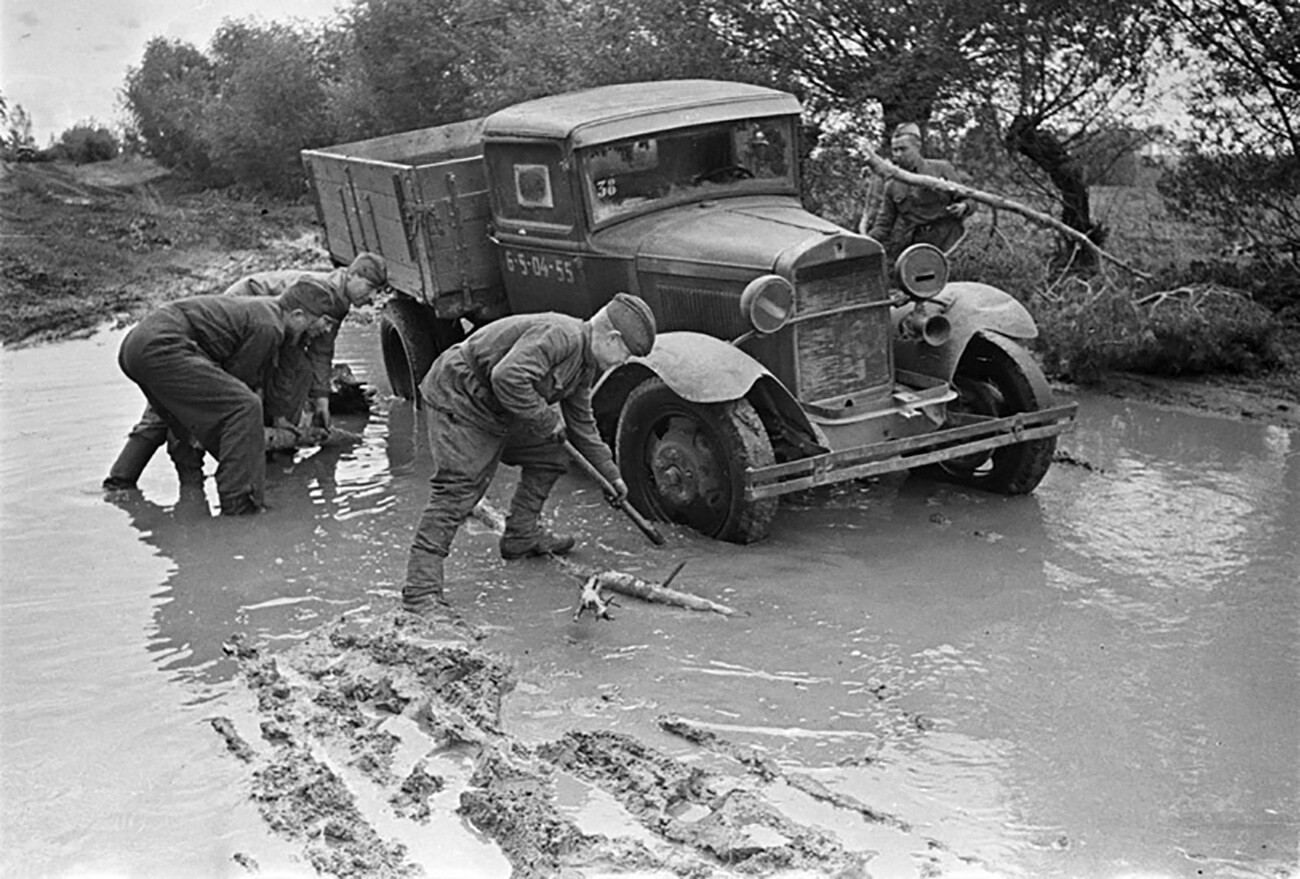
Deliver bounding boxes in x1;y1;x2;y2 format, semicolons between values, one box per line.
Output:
302;117;503;318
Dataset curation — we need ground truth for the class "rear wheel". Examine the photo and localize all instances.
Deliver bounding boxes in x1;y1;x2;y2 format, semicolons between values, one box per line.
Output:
931;332;1057;493
616;378;777;543
379;297;463;402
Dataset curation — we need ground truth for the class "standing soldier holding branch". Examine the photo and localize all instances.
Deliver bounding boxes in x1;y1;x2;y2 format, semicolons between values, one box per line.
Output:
864;123;975;265
402;293;656;617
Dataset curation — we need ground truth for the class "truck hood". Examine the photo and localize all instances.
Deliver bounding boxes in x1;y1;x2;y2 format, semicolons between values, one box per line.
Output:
592;197;851;274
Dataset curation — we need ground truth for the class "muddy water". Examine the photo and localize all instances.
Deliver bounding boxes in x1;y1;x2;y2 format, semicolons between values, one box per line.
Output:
1;322;1296;878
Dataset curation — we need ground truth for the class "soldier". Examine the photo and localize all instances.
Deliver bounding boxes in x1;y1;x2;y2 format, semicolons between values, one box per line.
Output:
103;252;387;490
402;293;656;617
117;292;336;515
864;123;974;264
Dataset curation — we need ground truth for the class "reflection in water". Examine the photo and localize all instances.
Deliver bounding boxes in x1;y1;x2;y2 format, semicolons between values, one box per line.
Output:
106;432;410;687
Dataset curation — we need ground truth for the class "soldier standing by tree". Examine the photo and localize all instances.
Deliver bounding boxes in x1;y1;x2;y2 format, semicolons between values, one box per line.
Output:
863;123;975;265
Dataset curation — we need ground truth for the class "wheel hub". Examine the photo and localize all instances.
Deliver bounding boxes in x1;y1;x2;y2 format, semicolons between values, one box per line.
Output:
648;421;719;507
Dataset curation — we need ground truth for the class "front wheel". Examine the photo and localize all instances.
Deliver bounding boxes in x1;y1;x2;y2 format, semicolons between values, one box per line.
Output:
616;379;777;544
930;332;1057;494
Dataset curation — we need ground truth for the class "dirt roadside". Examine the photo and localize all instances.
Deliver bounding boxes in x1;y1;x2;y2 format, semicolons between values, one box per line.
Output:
5;158;1297;877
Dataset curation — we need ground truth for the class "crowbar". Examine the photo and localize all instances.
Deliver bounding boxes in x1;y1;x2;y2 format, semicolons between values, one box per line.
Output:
562;439;665;545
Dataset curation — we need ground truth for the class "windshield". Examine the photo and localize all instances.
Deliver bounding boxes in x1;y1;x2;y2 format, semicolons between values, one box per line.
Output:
580;116;796;224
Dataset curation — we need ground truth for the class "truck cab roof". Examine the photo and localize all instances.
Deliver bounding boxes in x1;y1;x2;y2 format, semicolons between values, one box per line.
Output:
482;80;801;148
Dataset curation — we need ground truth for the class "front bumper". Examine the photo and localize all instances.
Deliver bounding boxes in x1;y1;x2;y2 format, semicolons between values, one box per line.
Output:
745;402;1079;501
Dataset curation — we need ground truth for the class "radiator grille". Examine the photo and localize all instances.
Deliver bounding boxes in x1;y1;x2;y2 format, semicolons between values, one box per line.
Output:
655;281;750;338
794;256;892;402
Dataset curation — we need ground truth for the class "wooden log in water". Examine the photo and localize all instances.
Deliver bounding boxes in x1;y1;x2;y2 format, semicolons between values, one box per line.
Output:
471;500;738;617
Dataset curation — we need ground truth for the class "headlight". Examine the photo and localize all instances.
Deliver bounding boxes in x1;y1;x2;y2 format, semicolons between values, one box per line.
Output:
895;244;948;299
739;274;794;334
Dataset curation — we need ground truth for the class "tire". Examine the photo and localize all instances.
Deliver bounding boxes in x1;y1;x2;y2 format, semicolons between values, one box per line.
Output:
928;332;1057;494
616;378;777;544
379;297;463;401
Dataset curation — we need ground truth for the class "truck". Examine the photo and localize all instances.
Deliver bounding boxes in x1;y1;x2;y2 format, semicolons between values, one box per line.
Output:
301;79;1077;544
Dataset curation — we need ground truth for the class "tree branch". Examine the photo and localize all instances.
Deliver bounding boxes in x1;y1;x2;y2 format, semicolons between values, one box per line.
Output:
860;151;1154;281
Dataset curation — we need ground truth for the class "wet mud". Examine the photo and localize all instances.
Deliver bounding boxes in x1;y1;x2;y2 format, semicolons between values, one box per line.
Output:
221;609;992;878
4;322;1296;879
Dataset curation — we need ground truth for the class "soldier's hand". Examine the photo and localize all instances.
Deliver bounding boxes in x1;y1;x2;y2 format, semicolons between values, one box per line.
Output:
946;201;972;218
607;477;629;505
550;422;567;445
311;396;331;430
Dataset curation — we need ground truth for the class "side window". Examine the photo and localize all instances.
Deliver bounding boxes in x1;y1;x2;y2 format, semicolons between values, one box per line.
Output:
514;164;554;209
488;143;573;228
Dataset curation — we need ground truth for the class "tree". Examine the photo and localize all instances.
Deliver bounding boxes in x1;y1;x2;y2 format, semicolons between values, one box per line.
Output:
713;0;980;134
712;0;1163;267
331;0;478;134
3;99;36;159
122;38;219;176
461;0;764;115
1156;0;1299;287
980;0;1164;266
201;20;337;195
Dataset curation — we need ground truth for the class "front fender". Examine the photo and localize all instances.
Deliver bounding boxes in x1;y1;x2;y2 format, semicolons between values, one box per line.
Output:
893;281;1038;381
639;331;770;402
593;331;818;448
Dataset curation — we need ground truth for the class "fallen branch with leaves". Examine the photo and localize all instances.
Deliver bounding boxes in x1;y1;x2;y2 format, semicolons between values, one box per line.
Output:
861;151;1153;282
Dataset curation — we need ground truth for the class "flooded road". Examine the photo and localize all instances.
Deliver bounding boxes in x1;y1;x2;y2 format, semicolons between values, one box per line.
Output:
2;321;1296;878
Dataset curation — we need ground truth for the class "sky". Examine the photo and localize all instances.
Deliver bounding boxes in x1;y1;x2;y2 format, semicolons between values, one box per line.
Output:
2;0;345;143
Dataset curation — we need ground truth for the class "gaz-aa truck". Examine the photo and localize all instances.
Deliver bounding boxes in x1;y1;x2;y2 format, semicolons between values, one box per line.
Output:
301;80;1077;543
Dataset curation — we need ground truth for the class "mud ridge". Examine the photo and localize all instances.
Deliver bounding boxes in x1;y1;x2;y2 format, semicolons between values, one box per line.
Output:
229;609;1010;877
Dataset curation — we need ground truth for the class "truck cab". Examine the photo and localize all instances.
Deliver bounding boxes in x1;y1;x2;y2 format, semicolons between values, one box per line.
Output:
303;80;1076;543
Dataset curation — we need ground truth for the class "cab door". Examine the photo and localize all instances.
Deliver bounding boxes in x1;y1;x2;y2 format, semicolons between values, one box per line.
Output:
485;141;595;317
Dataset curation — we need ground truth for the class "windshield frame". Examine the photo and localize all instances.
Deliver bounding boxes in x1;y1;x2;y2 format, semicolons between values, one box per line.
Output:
577;114;800;230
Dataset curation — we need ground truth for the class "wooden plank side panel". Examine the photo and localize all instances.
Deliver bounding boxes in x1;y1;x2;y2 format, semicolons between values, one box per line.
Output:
319;177;359;265
308;117;487;164
417;197;500;296
411;156;488;200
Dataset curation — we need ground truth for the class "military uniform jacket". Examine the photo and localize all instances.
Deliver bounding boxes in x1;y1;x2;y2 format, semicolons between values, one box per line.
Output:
133;295;286;390
223;268;351;399
433;313;619;484
867;157;963;244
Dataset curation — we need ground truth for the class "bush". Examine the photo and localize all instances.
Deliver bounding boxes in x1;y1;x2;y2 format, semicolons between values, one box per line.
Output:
199;21;337;197
123;38;222;181
55;124;120;164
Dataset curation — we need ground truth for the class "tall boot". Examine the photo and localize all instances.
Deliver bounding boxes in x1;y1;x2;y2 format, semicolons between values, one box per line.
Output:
103;434;163;489
168;434;206;488
403;550;448;615
500;467;574;559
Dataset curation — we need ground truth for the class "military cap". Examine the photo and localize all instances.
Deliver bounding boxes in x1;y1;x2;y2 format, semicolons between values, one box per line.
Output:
892;123;922;142
349;252;388;287
276;282;335;317
605;292;656;356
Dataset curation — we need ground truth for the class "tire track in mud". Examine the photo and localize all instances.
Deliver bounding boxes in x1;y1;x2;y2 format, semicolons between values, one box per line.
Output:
217;611;991;878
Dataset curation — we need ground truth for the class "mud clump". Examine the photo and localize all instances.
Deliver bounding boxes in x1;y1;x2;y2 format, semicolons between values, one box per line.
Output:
223;610;895;877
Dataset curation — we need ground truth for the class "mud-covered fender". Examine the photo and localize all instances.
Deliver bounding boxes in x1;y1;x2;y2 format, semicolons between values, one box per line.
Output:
893;281;1038;381
592;331;817;445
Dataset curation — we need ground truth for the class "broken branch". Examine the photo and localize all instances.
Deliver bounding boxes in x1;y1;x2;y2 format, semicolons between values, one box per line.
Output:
471;500;738;618
860;151;1153;282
